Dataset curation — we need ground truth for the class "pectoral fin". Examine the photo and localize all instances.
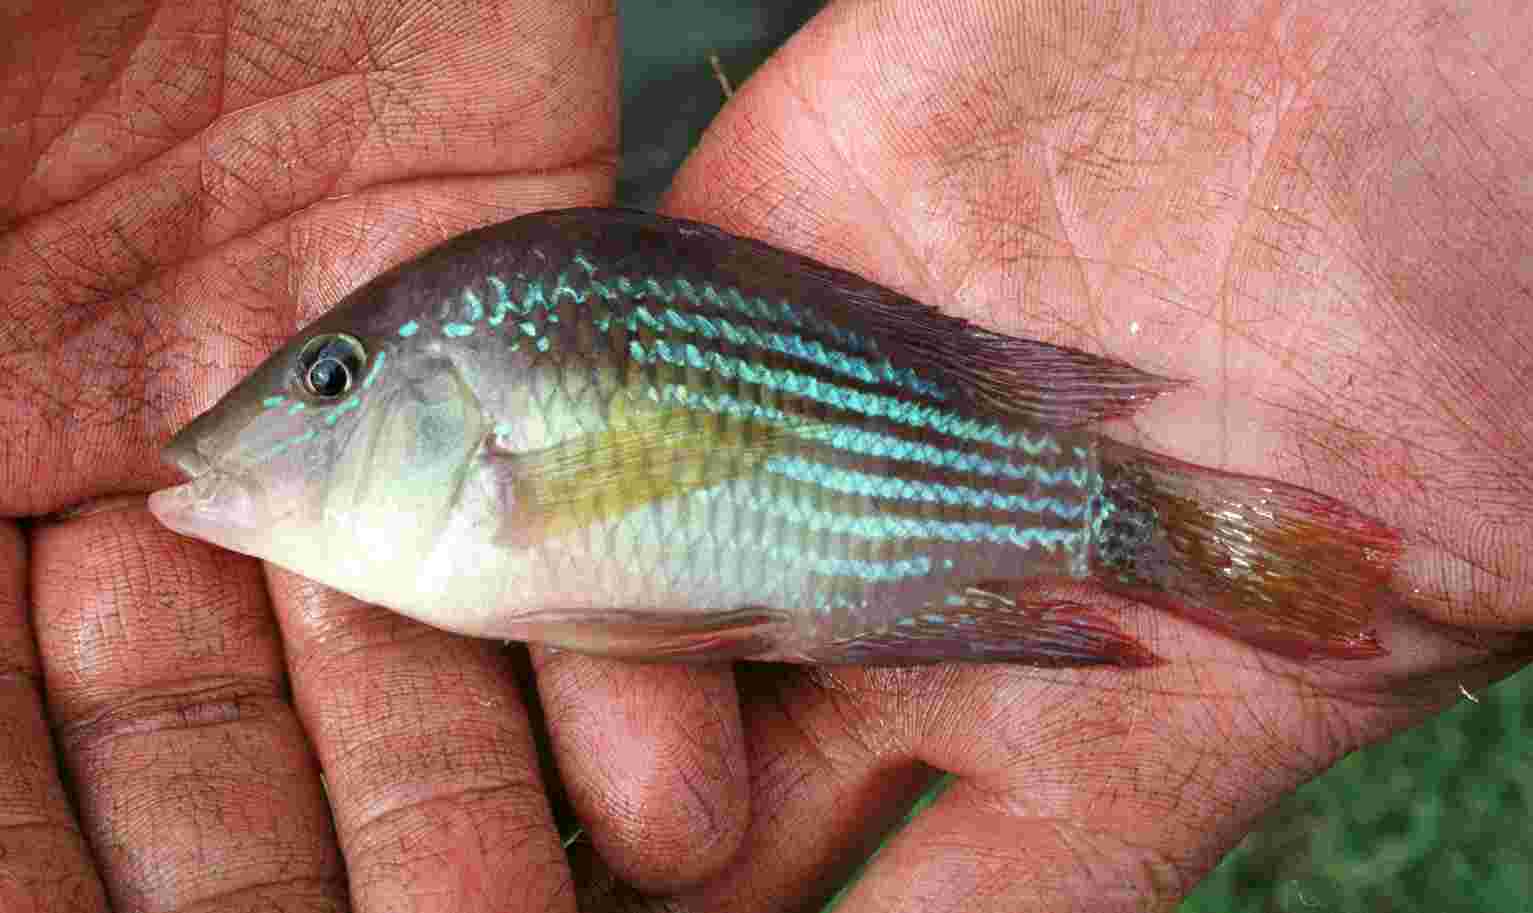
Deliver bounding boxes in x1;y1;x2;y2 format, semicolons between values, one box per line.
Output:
512;607;791;661
491;398;806;544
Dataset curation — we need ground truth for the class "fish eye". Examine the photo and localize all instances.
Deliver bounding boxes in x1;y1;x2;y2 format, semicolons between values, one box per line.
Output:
298;334;366;400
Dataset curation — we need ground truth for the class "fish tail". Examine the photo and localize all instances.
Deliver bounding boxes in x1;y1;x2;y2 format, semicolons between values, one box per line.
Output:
1090;440;1401;658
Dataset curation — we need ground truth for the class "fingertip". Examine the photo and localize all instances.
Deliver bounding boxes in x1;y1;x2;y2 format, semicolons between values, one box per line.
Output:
532;652;749;892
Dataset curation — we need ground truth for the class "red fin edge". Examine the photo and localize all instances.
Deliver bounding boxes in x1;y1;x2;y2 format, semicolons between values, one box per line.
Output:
1093;441;1400;660
808;582;1161;668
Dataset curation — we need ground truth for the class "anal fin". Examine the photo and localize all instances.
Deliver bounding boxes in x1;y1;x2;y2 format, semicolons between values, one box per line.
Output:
1093;439;1398;659
807;582;1159;668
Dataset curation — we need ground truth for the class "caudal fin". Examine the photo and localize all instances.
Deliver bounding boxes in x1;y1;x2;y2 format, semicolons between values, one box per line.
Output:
1091;440;1401;659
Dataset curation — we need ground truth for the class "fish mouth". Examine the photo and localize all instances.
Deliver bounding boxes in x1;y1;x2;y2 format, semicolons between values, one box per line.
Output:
162;436;212;480
148;439;262;552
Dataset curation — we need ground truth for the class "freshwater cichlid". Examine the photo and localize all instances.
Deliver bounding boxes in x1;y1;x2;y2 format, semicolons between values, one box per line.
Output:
149;208;1400;666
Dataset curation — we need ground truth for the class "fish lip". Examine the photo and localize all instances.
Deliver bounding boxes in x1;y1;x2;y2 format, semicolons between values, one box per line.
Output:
162;436;211;479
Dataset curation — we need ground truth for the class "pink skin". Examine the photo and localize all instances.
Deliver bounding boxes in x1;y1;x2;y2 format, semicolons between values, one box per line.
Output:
3;2;1533;912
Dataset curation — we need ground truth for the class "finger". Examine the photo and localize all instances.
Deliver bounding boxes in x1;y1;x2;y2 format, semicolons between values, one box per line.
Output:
268;569;574;913
617;665;941;912
833;777;1181;913
805;648;1485;913
31;503;344;912
0;521;110;913
530;650;749;891
824;666;1220;913
655;643;1470;912
862;660;1533;913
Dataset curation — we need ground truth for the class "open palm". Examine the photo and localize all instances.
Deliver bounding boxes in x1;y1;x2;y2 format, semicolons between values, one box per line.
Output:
4;2;1532;912
600;2;1533;910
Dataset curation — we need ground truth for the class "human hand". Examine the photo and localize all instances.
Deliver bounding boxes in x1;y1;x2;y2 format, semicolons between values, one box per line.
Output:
0;2;764;910
9;1;1532;911
563;1;1533;910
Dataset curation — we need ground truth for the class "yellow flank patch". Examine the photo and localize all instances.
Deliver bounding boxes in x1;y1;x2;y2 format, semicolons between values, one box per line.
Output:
509;402;801;540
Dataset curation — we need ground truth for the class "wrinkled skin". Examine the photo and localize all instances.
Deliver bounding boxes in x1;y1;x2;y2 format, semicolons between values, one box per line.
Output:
2;2;1532;912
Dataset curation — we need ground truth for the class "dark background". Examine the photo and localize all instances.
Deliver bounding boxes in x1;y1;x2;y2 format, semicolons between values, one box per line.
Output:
618;0;823;208
618;4;1533;910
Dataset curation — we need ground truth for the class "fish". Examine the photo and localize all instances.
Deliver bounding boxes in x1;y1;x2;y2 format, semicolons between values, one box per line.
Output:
148;208;1401;666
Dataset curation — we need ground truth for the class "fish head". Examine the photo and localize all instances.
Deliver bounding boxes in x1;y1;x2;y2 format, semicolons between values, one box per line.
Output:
150;310;489;597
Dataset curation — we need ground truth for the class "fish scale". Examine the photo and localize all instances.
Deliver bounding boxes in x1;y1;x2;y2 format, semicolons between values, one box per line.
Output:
509;261;1094;639
151;208;1402;666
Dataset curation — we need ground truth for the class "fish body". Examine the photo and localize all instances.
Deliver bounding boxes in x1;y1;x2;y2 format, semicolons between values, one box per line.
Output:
150;209;1400;665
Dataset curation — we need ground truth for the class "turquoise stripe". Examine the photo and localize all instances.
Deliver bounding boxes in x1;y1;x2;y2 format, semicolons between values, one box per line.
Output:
362;351;387;389
622;304;945;400
759;547;933;582
257;429;315;462
631;339;1060;455
763;455;1087;520
462;289;484;322
568;257;882;357
664;386;1089;486
486;276;541;326
323;396;361;425
707;484;1084;552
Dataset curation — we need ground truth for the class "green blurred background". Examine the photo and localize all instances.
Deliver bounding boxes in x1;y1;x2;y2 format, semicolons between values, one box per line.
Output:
619;4;1533;910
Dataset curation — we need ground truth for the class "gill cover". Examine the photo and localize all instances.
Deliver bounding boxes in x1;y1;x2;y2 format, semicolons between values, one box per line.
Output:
327;357;486;562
